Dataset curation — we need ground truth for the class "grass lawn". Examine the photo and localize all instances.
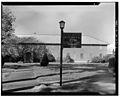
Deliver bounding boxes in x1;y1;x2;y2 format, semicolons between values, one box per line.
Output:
2;62;116;95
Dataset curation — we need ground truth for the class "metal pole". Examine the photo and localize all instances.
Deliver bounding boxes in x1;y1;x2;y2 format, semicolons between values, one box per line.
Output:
60;28;63;86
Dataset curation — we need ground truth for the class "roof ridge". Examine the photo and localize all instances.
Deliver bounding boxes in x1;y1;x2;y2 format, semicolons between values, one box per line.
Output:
83;35;110;44
16;34;109;45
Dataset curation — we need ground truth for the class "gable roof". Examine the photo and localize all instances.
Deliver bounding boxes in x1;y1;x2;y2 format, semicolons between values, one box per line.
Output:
17;34;109;45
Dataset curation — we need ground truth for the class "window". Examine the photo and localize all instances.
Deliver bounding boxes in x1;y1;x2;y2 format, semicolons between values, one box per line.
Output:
80;53;84;59
99;53;102;57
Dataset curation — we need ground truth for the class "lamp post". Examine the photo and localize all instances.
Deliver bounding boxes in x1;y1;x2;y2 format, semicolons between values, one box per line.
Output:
59;20;65;86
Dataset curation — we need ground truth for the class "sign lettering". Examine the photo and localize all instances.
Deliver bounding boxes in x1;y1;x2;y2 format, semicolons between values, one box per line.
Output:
63;33;82;48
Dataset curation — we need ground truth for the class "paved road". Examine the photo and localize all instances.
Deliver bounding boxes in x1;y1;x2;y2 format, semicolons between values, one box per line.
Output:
2;63;116;95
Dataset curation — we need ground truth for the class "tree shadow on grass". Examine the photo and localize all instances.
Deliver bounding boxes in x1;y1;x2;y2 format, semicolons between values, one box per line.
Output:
3;64;41;69
61;73;114;89
56;73;115;95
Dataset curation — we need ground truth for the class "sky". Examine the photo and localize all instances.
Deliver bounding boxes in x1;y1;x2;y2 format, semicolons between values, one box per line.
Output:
4;3;115;45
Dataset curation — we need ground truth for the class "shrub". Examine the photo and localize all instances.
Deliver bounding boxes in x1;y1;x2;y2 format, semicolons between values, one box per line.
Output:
47;53;56;62
91;56;104;63
108;56;115;73
91;54;115;63
64;53;74;63
41;53;49;66
103;54;114;62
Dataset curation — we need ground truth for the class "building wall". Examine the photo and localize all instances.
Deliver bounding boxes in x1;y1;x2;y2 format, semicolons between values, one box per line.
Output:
64;46;107;62
47;45;107;62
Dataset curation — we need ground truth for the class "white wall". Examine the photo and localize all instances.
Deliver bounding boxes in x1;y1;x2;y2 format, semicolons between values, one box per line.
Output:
47;45;107;62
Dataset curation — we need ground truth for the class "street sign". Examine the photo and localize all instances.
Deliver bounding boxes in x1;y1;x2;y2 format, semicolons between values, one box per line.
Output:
63;33;82;48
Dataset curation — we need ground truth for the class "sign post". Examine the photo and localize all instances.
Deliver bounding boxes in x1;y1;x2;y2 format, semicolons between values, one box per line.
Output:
59;21;82;86
59;21;65;86
60;28;63;86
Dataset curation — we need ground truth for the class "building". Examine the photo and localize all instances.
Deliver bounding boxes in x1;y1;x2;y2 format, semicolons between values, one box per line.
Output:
18;34;108;63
